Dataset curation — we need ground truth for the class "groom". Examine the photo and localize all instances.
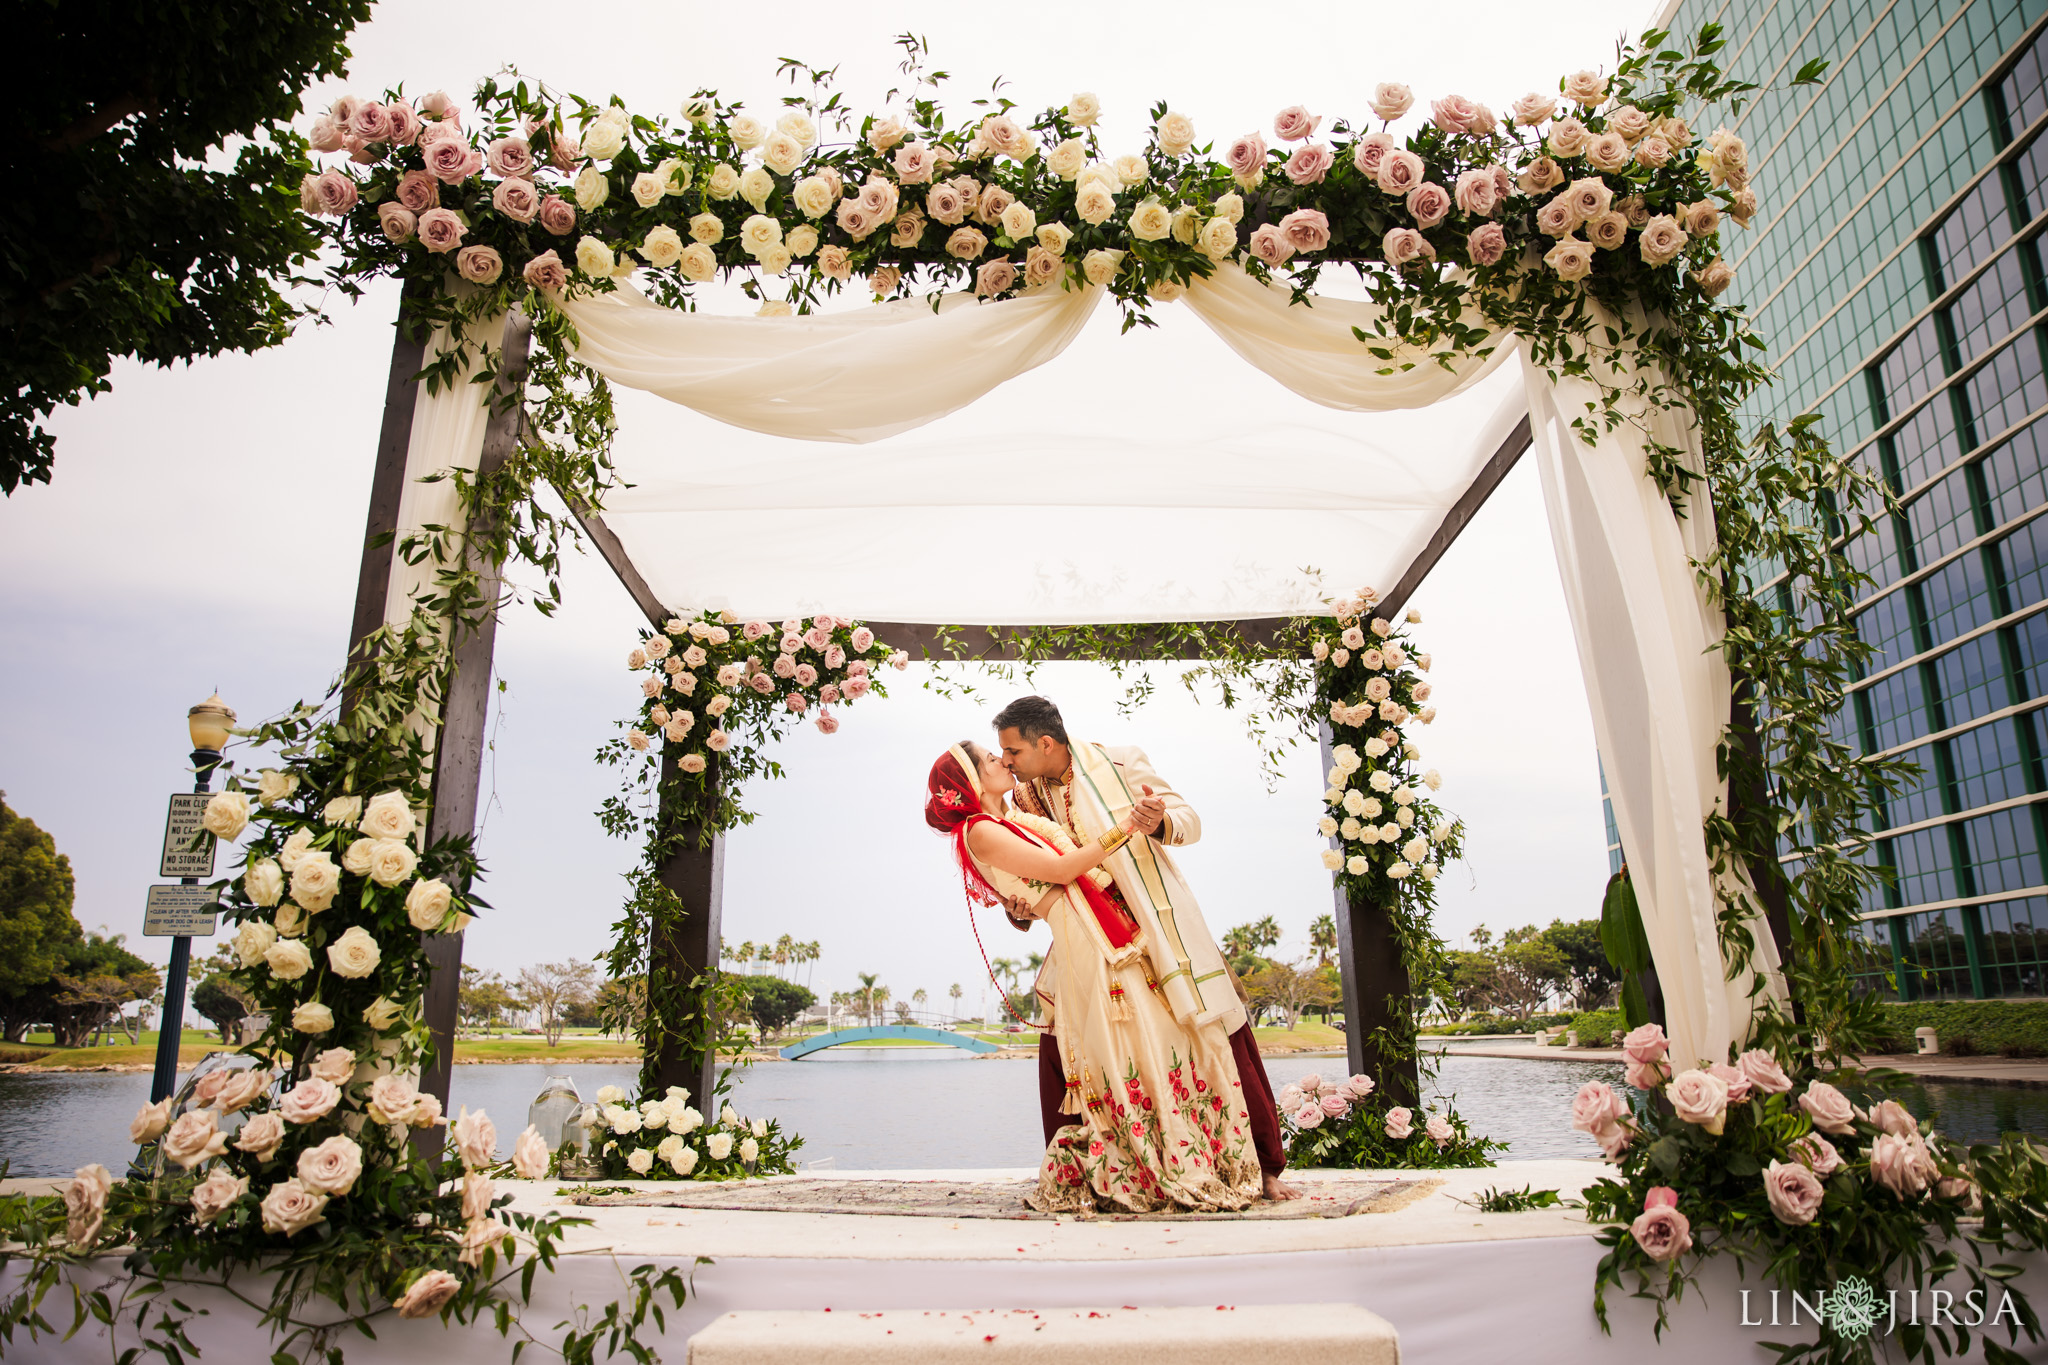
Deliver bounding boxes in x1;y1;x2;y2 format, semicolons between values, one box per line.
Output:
992;695;1299;1200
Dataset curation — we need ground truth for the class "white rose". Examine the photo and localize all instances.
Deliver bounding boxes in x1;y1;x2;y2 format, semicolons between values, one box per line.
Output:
322;795;362;826
363;995;403;1031
1396;807;1415;828
366;837;418;886
1114;154;1148;187
1346;855;1370;875
244;859;284;908
233;919;276;968
678;243;717;281
707;1132;734;1160
631;172;664;208
1155;111;1196;156
342;837;373;877
739;1137;760;1164
1215;191;1245;224
739;166;775;211
786;224;819;258
202;792;250;840
740;213;783;256
1000;200;1037;241
290;851;340;912
1075;181;1118;225
573;165;609;211
581;118;626;162
275;829;314;874
327;925;382;979
654;157;691;195
706;163;740;200
642;224;684;268
1047;138;1086;179
274;901;305;937
266;937;313;981
1342;789;1367;816
575;235;615;278
792;175;836;219
255;770;298;806
359;792;415;842
1199;216;1238;260
626;1148;655;1175
1036;222;1073;256
1068;92;1101;126
1128;200;1172;241
1386;861;1412;879
1082;249;1123;285
406;878;454;931
1320;849;1344;871
727;116;766;150
669;1145;698;1176
761;132;805;176
1340;817;1362;841
1403;836;1431;863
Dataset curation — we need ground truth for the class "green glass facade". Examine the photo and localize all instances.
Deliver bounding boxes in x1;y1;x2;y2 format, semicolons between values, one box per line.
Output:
1603;0;2048;997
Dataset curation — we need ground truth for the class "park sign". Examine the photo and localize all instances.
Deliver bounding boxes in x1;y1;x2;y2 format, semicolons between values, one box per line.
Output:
143;884;219;938
158;792;217;879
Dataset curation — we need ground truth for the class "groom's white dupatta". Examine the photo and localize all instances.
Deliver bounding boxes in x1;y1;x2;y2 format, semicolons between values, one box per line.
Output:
1065;743;1247;1035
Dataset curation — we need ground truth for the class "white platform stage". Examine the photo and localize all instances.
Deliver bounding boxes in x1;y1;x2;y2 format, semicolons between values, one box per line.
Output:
9;1160;2045;1363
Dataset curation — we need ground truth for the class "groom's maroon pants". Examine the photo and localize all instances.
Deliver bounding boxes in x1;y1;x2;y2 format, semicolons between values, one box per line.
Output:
1037;1023;1286;1177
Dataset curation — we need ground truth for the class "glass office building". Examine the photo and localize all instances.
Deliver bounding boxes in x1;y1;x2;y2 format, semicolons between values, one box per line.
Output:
1604;0;2048;997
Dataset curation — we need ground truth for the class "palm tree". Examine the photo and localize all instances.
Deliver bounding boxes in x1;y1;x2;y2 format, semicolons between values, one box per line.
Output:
912;987;927;1021
1309;914;1338;967
948;982;963;1021
990;957;1020;996
732;941;756;974
1024;951;1044;975
772;934;794;979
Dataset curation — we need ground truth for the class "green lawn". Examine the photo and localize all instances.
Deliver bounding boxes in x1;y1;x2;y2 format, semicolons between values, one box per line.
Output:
1252;1021;1347;1052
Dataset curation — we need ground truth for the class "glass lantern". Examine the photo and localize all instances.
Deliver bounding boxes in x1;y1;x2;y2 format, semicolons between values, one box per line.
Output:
558;1103;605;1180
526;1075;581;1151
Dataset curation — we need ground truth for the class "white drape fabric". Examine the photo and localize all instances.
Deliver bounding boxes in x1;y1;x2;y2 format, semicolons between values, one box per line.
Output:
390;268;1767;1067
1521;341;1784;1068
555;280;1101;443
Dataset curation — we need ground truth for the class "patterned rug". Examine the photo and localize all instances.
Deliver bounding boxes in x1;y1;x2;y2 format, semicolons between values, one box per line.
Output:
563;1176;1441;1221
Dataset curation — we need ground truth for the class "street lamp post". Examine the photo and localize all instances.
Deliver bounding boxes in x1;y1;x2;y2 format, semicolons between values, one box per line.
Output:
150;694;235;1104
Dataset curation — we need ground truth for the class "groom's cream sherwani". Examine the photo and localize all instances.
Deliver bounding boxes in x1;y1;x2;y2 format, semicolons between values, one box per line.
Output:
1021;743;1247;1036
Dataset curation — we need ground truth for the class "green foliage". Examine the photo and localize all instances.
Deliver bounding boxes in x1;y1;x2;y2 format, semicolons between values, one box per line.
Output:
1279;1073;1502;1170
1873;1001;2048;1059
747;976;816;1035
1600;868;1655;1030
1470;1184;1575;1212
0;793;83;1037
5;0;370;491
1542;918;1619;1012
587;1085;803;1180
1559;1009;1625;1047
37;929;159;1048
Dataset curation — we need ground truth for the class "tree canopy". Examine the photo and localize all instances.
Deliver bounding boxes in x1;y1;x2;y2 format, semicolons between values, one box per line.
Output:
0;793;83;1023
5;0;372;492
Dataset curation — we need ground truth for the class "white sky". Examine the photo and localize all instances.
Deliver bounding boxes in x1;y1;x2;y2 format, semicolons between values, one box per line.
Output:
0;0;1653;1016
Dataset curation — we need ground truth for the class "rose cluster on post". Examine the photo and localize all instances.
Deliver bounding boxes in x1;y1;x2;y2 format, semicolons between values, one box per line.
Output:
1313;589;1461;893
294;44;1754;325
620;608;900;814
582;1083;798;1179
1276;1070;1497;1169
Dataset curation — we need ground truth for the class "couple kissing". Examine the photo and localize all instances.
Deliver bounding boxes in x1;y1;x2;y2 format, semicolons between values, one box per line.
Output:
923;694;1300;1212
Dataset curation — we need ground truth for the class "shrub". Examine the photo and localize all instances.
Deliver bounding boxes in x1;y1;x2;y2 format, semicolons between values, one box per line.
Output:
1562;1009;1625;1047
1875;1000;2048;1058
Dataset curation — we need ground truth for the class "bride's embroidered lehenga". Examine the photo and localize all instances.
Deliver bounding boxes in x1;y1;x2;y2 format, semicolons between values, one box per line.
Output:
926;747;1259;1214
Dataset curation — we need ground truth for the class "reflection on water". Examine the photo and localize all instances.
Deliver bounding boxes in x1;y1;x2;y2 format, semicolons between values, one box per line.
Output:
2;1049;2042;1178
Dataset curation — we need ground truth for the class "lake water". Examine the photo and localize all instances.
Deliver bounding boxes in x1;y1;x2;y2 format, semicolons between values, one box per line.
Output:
4;1047;2042;1178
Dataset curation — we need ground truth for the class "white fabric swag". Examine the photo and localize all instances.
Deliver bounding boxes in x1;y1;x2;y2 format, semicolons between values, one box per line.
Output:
392;264;1775;1068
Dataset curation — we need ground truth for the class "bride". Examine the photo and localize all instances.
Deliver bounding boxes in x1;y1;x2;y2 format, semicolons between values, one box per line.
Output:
925;742;1261;1213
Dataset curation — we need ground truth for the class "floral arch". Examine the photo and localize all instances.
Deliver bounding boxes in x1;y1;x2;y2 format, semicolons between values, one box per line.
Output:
16;27;2037;1365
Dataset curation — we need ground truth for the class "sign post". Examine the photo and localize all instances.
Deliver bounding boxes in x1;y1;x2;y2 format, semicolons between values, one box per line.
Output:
149;696;234;1107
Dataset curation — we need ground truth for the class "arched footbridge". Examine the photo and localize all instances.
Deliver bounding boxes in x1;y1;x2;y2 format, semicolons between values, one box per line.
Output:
780;1024;1002;1060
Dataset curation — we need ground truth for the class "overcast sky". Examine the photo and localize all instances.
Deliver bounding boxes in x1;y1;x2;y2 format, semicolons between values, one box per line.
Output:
0;0;1655;1019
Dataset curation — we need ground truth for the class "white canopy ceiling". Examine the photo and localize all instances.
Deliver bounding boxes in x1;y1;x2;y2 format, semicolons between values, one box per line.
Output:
591;283;1528;626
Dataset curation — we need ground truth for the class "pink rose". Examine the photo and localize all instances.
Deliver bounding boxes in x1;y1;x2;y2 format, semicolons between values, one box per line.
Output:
820;683;841;704
395;1269;462;1319
396;170;439;214
1694;256;1735;297
850;626;875;652
1226;133;1268;178
234;1111;286;1161
816;711;841;735
1586;132;1630;172
1273;106;1322;142
193;1071;231;1106
1350;132;1394;179
1382;1106;1413;1140
297;1134;364;1195
307;169;358;217
64;1164;112;1248
1630;1205;1692;1262
1624;1057;1670;1090
385;102;420;147
377;202;416;242
1346;1074;1376;1100
259;1178;328;1237
418;118;462;147
1376;149;1425;196
1248;224;1295;266
925;183;967;225
976;259;1018;297
1621;1022;1668;1065
748;673;775;696
416;207;466;253
456;244;503;285
1709;1062;1753;1105
217;1068;271;1114
1429;95;1477;134
1736;1049;1789;1096
1763;1159;1824;1225
1368;83;1414;122
1517;156;1564;195
793;662;819;687
309;114;347;153
1634;135;1672;168
1319;1092;1350;1119
1665;1069;1730;1135
1798;1081;1856;1135
1453;169;1499;217
485;137;533;179
1644;1186;1678;1210
493;177;540;223
309;1048;354;1085
837;201;877;241
1536;195;1579;237
189;1167;248;1224
1382;227;1434;268
1870;1132;1932;1197
1570;1080;1629;1134
1547;116;1591;159
419;90;457;120
1293;1101;1324;1129
350;102;394;145
845;675;872;699
1790;1133;1841;1176
512;1125;550;1180
892;141;936;183
1564;176;1613;223
278;1077;341;1125
523;250;568;292
537;195;577;237
548;129;581;171
1405;182;1451;228
1278;208;1331;253
786;692;808;713
1637;214;1686;265
1425;1113;1454;1145
162;1109;229;1170
425;136;483;185
453;1106;497;1169
1869;1099;1918;1138
1465;223;1505;265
